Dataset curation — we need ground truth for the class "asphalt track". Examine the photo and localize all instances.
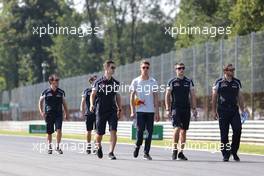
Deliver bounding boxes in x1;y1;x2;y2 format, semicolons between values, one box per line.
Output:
0;135;264;176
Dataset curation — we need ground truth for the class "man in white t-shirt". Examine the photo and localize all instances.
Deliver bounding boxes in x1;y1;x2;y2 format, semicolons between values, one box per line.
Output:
130;60;160;160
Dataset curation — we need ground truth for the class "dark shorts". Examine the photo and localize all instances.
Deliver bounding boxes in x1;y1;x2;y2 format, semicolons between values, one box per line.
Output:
45;112;63;134
85;113;96;131
172;108;191;130
96;111;118;135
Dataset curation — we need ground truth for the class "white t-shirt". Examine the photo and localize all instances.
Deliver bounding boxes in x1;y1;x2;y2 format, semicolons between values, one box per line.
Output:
130;76;158;113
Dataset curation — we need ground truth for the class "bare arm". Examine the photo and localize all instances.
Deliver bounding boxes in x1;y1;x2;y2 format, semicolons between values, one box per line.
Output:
153;92;160;122
116;93;122;119
63;98;69;120
80;97;86;116
190;89;197;118
130;91;136;117
90;90;97;112
190;89;197;110
38;96;45;118
165;89;172;111
116;93;121;110
212;89;218;119
238;91;245;112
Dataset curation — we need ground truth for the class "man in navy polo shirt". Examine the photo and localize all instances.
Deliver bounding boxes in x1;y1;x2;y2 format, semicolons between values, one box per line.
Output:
80;75;97;154
38;74;69;154
165;63;197;161
212;64;246;162
90;60;122;160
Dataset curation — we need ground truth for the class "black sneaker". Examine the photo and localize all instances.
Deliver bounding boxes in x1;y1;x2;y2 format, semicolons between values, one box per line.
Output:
232;153;240;162
55;148;63;154
92;149;97;155
86;145;92;154
177;152;188;161
48;149;52;154
172;149;178;160
143;153;152;160
133;146;140;158
223;153;230;162
108;152;117;160
96;147;103;159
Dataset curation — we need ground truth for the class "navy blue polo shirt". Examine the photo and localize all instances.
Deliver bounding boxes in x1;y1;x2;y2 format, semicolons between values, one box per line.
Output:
41;87;65;114
82;87;94;115
167;76;194;109
213;77;242;109
92;76;120;113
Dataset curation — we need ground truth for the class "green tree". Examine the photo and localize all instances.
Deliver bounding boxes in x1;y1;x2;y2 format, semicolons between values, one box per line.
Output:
229;0;264;35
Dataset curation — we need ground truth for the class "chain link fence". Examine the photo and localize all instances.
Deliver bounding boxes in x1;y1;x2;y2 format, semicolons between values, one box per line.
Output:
1;32;264;121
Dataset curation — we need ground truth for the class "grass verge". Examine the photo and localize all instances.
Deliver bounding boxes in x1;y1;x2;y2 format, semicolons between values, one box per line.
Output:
0;130;263;155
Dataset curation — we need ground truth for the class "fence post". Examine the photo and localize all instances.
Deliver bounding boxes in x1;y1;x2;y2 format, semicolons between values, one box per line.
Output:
170;51;174;78
161;54;164;85
192;46;196;82
205;42;209;120
220;39;223;77
235;36;238;76
250;32;255;120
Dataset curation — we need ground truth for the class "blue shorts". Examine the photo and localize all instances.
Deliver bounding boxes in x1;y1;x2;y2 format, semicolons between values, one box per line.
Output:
45;112;63;134
96;111;118;135
172;108;191;130
85;113;96;131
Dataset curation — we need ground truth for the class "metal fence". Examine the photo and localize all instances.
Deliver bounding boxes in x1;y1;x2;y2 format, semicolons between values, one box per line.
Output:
1;32;264;121
1;120;264;143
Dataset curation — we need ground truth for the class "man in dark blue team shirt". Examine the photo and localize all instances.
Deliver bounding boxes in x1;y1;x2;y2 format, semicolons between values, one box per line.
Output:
165;63;197;161
38;74;69;154
90;60;122;160
80;75;97;154
212;64;246;162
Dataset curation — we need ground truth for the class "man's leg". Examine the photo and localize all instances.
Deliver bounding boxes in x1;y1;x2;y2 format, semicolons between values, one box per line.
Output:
55;115;63;152
56;129;62;147
230;110;242;161
177;109;190;160
179;129;186;152
107;111;118;159
86;130;92;154
173;128;180;150
134;112;145;158
87;131;92;143
95;113;106;159
109;130;117;153
45;114;54;154
144;113;154;155
47;133;52;148
96;134;103;148
218;110;231;161
108;130;117;161
86;114;95;154
135;112;145;148
171;108;181;160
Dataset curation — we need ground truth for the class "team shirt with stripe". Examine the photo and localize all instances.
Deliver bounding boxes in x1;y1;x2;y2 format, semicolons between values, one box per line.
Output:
213;77;242;109
40;88;65;113
167;76;194;109
92;76;120;113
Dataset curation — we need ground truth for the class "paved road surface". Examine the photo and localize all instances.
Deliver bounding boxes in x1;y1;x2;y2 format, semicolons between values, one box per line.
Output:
0;135;263;176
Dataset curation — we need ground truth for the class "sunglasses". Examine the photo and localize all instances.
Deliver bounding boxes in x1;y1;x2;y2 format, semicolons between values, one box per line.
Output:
176;67;185;70
225;68;235;72
110;66;116;70
142;66;149;70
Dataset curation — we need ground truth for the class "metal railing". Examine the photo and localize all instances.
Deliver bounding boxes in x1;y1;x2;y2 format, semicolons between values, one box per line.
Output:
0;120;263;144
1;32;264;120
